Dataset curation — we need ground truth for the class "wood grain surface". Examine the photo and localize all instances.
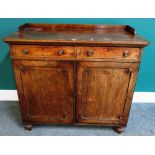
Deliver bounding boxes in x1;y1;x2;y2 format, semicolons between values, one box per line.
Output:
4;23;149;133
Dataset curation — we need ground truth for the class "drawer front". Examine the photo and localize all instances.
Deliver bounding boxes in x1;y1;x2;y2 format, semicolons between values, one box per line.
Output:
12;45;75;58
45;46;75;58
77;47;140;59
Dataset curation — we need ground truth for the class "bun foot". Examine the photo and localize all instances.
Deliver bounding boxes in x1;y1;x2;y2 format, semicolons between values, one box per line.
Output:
24;124;32;131
113;126;125;134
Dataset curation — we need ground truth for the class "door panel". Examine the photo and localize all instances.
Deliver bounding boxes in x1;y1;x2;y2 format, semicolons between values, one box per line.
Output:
76;62;132;124
18;61;74;124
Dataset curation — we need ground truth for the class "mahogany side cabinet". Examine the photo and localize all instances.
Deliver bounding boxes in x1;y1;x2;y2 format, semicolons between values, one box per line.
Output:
4;23;149;133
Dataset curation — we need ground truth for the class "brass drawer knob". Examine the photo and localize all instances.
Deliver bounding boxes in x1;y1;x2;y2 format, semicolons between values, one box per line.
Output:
123;51;129;57
87;50;94;56
57;50;65;55
22;49;29;54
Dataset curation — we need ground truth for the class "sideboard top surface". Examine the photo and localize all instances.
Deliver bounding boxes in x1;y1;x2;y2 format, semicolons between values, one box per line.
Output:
4;23;149;47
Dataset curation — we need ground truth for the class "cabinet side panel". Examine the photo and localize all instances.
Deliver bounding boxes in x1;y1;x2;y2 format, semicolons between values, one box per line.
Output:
12;60;29;122
121;63;140;125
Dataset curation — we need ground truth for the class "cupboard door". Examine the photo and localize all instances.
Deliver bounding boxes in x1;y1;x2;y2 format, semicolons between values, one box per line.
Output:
14;60;74;124
76;62;138;125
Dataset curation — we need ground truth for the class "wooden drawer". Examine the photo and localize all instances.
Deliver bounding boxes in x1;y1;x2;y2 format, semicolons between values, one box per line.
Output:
12;45;75;58
77;47;140;59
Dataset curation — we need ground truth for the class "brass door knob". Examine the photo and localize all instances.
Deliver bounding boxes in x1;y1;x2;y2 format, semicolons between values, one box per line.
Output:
87;50;94;56
57;50;65;55
22;49;29;54
123;51;129;57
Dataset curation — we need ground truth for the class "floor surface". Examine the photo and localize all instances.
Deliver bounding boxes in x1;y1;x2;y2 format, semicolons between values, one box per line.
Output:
0;101;155;136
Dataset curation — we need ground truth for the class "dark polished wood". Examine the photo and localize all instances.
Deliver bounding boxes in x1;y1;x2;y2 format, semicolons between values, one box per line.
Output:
77;46;140;60
4;23;149;47
11;45;76;58
13;60;74;124
76;62;139;125
4;23;149;133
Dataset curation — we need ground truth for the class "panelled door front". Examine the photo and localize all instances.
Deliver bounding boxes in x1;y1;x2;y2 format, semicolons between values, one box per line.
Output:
14;60;74;124
76;62;137;125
